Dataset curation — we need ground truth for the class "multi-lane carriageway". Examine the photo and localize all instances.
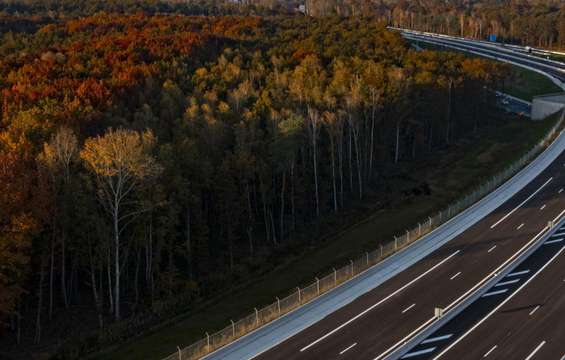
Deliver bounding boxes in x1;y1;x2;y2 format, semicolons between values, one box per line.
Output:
397;28;565;89
400;221;565;360
249;156;565;360
202;37;565;360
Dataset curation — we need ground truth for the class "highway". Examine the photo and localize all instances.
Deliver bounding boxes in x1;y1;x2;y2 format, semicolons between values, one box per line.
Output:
251;152;565;360
202;33;565;360
398;221;565;360
399;30;565;91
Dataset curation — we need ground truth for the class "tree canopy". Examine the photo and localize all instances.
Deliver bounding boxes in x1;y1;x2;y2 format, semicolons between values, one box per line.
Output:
0;13;511;358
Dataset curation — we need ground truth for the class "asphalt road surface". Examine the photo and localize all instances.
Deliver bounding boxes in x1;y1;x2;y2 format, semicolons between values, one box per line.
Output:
400;222;565;360
253;149;565;360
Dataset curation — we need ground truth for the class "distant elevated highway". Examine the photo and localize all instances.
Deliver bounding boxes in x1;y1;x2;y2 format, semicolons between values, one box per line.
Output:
395;28;565;120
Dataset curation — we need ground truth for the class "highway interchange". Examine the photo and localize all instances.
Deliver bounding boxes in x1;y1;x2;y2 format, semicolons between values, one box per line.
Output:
204;32;565;360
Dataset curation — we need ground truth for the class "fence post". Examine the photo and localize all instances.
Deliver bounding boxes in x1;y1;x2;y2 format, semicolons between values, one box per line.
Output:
394;236;398;250
406;229;409;243
231;320;235;337
418;222;421;236
177;346;182;360
380;244;383;257
277;297;281;316
316;277;320;294
255;308;259;327
366;252;369;266
206;332;210;352
429;216;432;229
350;259;354;276
333;268;337;286
297;287;301;303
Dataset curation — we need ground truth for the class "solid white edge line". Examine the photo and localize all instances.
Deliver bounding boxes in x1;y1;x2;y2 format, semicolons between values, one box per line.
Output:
299;250;460;352
524;341;546;360
491;177;553;229
339;343;357;355
432;246;565;359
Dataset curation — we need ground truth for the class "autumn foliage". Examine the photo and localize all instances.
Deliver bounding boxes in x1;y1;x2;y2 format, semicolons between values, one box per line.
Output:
0;13;511;358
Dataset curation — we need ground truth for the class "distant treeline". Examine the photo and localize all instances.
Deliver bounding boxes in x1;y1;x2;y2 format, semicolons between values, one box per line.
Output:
2;0;565;49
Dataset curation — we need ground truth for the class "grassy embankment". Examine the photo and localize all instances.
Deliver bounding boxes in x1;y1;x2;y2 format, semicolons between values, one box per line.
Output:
502;65;562;101
96;76;562;360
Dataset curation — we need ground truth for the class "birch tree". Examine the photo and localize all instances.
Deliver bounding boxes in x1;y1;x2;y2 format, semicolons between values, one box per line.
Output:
81;128;161;320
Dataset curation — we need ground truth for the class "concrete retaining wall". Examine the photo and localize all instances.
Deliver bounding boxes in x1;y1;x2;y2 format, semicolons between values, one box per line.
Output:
532;93;565;120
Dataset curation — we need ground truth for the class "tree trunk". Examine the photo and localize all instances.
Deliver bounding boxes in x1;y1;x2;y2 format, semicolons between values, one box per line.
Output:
348;128;353;191
329;136;338;213
446;79;453;144
34;256;46;345
134;247;140;309
260;177;271;243
246;184;254;256
48;233;54;320
312;130;320;217
114;206;121;321
351;120;363;200
368;104;376;182
186;207;192;278
89;242;104;329
61;231;68;308
280;171;286;240
107;247;113;317
395;120;401;164
338;130;344;206
290;161;296;232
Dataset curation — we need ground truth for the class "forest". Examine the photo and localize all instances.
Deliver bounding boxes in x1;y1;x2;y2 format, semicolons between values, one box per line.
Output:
0;10;513;359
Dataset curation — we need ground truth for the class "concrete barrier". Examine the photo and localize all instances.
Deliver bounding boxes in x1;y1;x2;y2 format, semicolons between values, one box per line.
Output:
532;93;565;120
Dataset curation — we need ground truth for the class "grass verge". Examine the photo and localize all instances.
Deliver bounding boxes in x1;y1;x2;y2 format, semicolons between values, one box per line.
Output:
96;111;561;360
502;65;562;101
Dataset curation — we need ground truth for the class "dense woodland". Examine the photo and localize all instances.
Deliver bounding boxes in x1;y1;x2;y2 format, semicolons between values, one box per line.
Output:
0;11;512;359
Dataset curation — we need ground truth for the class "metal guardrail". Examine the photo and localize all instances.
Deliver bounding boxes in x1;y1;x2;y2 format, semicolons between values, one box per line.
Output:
163;113;565;360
